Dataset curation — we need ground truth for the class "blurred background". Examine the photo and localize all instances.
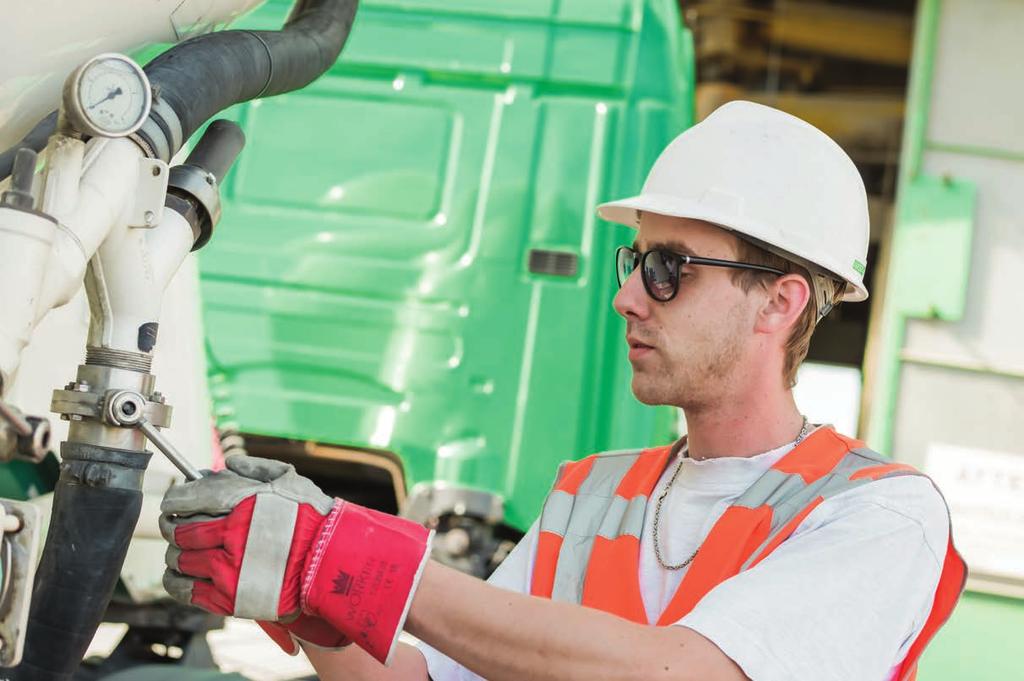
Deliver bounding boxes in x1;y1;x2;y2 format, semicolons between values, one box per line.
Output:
4;0;1020;678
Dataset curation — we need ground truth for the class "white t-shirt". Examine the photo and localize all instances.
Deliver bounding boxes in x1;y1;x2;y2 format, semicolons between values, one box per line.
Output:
418;438;950;681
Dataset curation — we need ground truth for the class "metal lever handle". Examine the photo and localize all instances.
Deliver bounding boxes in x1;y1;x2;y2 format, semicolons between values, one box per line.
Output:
137;417;203;481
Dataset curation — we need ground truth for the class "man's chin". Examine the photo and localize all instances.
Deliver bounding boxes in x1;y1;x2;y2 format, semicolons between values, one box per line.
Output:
630;379;670;406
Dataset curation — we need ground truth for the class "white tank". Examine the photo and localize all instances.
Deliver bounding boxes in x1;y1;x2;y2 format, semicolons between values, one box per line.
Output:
0;0;265;150
1;0;267;605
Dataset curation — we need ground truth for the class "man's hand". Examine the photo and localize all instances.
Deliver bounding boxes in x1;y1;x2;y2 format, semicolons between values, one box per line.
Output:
160;455;432;664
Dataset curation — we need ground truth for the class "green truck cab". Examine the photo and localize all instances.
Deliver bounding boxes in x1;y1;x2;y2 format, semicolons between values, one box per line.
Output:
201;0;695;571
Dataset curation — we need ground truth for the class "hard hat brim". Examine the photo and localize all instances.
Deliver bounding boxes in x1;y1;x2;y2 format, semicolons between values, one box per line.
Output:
596;193;868;303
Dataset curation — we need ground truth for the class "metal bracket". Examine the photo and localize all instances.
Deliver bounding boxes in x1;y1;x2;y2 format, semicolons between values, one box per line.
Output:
0;500;42;667
50;385;171;427
127;157;169;228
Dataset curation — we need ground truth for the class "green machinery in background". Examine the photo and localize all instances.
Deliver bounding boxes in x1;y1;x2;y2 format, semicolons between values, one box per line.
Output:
200;0;694;570
864;0;1024;677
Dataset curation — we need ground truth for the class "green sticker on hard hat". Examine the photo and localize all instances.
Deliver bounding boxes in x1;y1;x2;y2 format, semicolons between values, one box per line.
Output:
852;260;866;275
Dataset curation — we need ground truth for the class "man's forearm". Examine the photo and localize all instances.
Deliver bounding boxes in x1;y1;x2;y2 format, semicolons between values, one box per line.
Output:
305;640;429;681
405;561;747;681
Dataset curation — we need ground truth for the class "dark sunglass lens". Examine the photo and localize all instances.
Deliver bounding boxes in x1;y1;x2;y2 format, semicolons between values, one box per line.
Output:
643;250;678;300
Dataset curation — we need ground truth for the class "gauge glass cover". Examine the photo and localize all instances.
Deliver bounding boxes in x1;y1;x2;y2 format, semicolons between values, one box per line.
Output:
76;57;149;135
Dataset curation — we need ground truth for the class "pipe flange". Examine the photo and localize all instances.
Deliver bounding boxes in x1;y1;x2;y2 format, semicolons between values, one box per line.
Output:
50;388;103;420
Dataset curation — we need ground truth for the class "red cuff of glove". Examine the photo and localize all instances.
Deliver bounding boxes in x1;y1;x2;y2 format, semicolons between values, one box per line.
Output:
301;500;433;665
258;614;351;656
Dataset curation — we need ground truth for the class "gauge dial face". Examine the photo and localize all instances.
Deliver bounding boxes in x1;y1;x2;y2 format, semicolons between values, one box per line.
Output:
72;55;150;136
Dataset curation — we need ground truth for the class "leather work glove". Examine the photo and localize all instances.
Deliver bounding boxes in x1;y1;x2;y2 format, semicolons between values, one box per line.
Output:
160;455;433;664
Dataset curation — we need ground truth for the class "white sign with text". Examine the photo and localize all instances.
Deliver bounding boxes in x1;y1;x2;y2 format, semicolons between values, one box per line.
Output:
925;443;1024;582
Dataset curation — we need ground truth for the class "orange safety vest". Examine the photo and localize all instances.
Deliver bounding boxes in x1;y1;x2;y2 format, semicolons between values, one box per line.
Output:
530;427;966;681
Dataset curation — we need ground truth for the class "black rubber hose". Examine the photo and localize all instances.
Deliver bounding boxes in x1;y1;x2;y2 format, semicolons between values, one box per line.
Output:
0;112;56;186
13;445;151;681
0;0;358;178
184;120;247;184
127;0;357;161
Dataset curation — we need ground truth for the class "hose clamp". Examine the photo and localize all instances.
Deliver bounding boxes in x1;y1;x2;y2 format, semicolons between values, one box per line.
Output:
167;163;221;245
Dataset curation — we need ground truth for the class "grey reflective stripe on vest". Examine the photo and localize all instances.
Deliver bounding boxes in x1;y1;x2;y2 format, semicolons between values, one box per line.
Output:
538;451;641;603
234;493;298;619
736;447;921;571
539;490;575;537
596;495;647;540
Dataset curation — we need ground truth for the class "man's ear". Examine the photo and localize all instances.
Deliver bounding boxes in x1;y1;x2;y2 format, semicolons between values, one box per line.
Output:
753;274;810;336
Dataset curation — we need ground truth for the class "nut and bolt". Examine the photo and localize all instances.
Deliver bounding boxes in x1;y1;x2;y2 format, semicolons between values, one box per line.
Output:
107;390;144;426
151;391;165;404
69;415;83;421
144;210;155;226
74;381;90;393
81;463;111;487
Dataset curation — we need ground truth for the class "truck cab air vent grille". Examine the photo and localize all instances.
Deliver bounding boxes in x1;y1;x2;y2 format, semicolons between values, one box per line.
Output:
528;249;578;277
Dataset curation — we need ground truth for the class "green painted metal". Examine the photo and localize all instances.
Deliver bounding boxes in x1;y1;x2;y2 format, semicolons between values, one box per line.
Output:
0;457;58;501
864;0;976;453
919;592;1024;678
925;141;1024;164
865;0;1024;677
199;0;693;531
886;175;975;322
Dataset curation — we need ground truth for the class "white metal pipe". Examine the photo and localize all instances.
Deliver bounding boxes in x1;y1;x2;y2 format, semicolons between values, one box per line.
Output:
147;207;197;298
39;135;84;219
0;135;83;388
0;208;57;390
35;137;141;319
86;205;194;352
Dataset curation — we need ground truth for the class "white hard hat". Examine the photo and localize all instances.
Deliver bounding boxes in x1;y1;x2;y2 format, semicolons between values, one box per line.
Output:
598;100;870;302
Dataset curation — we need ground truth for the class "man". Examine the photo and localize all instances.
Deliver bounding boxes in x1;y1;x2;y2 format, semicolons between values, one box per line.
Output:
160;102;965;681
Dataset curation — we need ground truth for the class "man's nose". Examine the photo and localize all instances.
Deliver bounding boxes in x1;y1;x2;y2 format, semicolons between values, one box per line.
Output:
613;268;650;321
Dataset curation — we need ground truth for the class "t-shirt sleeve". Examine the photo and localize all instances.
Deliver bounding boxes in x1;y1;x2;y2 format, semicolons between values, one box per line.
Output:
417;520;541;681
675;476;950;681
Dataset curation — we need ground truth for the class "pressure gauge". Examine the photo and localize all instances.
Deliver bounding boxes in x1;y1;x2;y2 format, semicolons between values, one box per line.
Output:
62;53;151;138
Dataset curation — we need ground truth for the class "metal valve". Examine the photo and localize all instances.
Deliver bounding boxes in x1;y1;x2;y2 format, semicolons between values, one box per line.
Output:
51;379;202;481
103;389;202;481
101;387;201;477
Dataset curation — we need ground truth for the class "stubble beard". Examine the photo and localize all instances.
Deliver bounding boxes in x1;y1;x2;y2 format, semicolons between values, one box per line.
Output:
631;328;746;412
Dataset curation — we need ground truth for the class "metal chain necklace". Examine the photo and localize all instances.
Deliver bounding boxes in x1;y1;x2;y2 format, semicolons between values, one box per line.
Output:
652;416;810;570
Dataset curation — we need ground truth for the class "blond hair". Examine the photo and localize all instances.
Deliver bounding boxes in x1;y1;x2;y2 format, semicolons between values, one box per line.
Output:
730;238;843;387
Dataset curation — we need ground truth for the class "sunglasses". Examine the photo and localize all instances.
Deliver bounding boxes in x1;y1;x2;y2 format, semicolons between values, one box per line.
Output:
615;246;786;302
